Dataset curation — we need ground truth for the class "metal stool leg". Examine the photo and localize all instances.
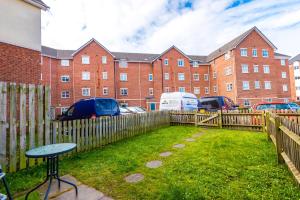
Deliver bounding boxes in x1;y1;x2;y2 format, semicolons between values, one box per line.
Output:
2;176;13;200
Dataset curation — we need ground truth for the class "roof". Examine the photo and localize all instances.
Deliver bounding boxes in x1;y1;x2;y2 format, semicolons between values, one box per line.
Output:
206;26;277;62
274;52;291;59
289;54;300;64
23;0;49;10
112;52;158;62
152;45;192;62
41;46;74;59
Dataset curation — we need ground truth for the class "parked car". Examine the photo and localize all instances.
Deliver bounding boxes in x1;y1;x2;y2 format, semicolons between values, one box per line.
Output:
120;107;134;115
288;102;300;111
198;96;238;111
58;98;120;120
127;106;147;114
159;92;198;111
252;102;293;111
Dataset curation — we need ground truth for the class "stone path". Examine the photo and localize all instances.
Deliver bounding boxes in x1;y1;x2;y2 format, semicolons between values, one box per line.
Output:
146;160;163;168
36;175;113;200
192;132;205;138
185;138;195;142
173;144;185;148
159;151;172;157
125;173;144;183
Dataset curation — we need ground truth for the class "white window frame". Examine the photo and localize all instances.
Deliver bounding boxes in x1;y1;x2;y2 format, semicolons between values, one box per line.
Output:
61;91;70;99
194;87;200;94
242;64;249;73
252;49;257;57
225;67;232;76
244;99;251;107
193;73;199;81
61;107;69;114
178;87;185;92
103;87;108;95
281;59;286;66
102;72;108;80
149;74;153;81
263;65;270;74
254;81;260;89
120;88;128;96
225;51;230;60
178;59;184;67
264;81;271;90
281;72;287;78
178;73;185;81
204;74;209;81
82;88;91;96
253;65;259;73
213;71;217;79
149;88;154;96
119;59;128;68
213;86;217;93
226;83;233;91
102;56;107;64
204;87;209;94
165;87;170;92
61;75;70;82
192;61;198;67
242;81;250;90
283;84;288;92
82;72;90;80
164;73;169;80
120;73;128;81
61;59;70;66
262;49;269;58
82;55;90;64
164;59;169;66
240;48;247;57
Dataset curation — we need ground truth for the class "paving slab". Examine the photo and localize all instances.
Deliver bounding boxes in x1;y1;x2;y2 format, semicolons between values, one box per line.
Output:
52;185;105;200
173;144;185;148
185;138;195;142
192;132;205;138
159;152;172;157
146;160;162;168
125;173;144;183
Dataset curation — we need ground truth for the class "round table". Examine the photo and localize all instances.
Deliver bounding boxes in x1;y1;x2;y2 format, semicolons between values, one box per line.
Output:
25;143;78;200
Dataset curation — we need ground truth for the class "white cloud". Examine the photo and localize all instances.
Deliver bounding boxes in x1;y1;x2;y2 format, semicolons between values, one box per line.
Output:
42;0;300;57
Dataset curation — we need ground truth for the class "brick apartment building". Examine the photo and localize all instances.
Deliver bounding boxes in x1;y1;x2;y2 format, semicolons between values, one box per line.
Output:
0;0;48;84
289;54;300;101
41;27;291;113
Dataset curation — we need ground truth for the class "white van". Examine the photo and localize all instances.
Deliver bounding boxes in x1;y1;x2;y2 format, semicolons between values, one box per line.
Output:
159;92;199;111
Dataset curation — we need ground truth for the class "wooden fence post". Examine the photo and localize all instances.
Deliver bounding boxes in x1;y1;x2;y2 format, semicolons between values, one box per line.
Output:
218;110;222;129
275;116;284;164
265;112;271;140
262;111;265;133
194;113;197;126
0;82;8;171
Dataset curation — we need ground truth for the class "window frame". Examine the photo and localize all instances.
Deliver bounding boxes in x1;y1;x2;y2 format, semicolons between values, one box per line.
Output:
241;64;249;73
61;75;70;82
194;87;200;94
103;87;109;95
178;59;184;67
81;55;90;64
120;73;128;81
262;49;269;58
148;74;153;81
102;56;107;64
283;84;288;92
102;71;108;80
281;72;287;78
178;73;185;81
82;88;91;96
82;71;90;80
264;81;271;90
226;83;233;91
164;73;169;80
252;49;257;57
164;59;169;66
178;87;185;92
204;74;209;81
193;73;199;81
120;88;128;96
254;81;260;89
61;91;70;99
61;59;70;66
204;87;209;94
263;65;270;74
149;88;154;96
240;48;247;57
242;81;250;90
253;65;259;73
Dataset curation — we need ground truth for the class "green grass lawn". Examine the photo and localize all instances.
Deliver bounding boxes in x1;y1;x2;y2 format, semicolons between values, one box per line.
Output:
5;126;300;199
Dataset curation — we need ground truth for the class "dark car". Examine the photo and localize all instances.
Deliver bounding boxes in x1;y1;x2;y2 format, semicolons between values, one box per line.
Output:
58;98;120;120
198;96;238;111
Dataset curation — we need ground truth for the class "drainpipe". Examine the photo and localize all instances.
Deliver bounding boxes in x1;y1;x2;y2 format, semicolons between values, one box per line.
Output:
138;62;142;106
113;60;117;99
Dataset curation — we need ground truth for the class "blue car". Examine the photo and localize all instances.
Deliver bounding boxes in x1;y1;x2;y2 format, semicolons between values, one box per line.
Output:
59;98;120;120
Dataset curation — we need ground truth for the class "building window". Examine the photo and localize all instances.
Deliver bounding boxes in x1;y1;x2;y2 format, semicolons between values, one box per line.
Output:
82;88;90;96
225;67;232;76
213;86;217;93
102;72;108;80
61;91;70;99
253;65;259;73
254;81;260;89
213;71;217;79
165;87;170;92
149;88;154;96
120;88;128;96
193;74;199;81
225;51;230;60
61;59;70;66
296;86;300;90
194;87;200;94
294;65;299;70
178;59;184;67
264;81;271;89
252;49;257;57
120;73;127;81
242;64;249;73
226;83;233;91
242;81;250;90
192;61;198;67
178;73;185;81
265;98;272;103
82;55;90;64
164;73;169;80
119;59;128;68
205;87;209;94
296;76;300;80
263;65;270;74
102;56;107;64
149;74;153;81
281;59;286;66
240;48;247;57
61;107;69;114
178;87;185;92
282;72;287;78
244;99;251;107
103;87;108;95
164;59;169;66
262;49;269;57
283;84;288;92
283;98;289;103
82;72;90;80
61;75;70;82
204;74;209;81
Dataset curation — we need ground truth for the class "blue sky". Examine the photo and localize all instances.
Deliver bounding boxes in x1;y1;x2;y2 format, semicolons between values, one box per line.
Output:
42;0;300;57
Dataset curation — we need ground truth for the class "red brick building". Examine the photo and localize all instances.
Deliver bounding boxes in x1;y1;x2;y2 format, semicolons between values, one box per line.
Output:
0;0;48;84
41;27;291;113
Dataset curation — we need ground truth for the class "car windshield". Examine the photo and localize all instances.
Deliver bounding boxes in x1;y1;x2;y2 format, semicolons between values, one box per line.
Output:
120;107;130;112
127;107;138;112
289;103;299;108
276;104;290;109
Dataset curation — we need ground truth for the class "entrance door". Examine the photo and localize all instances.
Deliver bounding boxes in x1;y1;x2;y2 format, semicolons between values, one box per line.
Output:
150;103;156;111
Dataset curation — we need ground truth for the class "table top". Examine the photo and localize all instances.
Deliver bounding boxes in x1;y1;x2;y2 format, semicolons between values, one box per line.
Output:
26;143;76;158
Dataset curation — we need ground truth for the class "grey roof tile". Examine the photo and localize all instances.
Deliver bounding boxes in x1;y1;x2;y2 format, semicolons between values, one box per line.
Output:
289;54;300;64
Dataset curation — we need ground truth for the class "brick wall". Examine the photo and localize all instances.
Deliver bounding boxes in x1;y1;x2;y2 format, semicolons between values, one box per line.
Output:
0;42;41;84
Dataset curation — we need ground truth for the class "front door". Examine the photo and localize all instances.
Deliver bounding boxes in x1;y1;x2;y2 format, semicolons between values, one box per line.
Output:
150;103;156;111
